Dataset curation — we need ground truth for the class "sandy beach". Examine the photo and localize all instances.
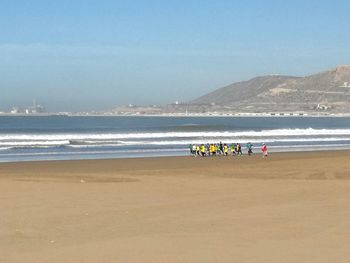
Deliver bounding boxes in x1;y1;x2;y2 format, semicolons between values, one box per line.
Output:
1;151;350;262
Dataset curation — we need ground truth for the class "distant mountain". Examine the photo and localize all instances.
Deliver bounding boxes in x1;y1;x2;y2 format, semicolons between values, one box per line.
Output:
190;65;350;113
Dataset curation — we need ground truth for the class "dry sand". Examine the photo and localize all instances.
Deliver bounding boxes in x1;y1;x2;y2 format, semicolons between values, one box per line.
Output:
1;151;350;263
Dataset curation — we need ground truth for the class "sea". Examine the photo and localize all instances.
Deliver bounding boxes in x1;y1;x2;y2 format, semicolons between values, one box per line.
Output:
0;115;350;162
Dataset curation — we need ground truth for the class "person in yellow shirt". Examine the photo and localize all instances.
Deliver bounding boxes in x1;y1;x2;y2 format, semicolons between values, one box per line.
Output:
211;144;215;155
223;144;228;156
200;144;206;157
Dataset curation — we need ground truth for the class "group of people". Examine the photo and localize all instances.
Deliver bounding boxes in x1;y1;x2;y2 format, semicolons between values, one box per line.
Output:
189;142;268;158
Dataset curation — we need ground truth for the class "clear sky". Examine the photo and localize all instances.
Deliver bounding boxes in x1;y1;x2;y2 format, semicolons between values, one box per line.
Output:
1;0;350;111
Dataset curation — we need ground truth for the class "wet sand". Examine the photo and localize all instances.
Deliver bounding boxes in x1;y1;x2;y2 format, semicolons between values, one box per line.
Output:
1;151;350;262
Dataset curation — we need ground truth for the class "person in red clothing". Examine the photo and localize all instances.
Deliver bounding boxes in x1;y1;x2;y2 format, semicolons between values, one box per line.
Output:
261;143;268;158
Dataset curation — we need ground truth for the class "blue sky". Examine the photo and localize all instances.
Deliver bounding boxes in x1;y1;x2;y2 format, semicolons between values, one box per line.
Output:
1;0;350;111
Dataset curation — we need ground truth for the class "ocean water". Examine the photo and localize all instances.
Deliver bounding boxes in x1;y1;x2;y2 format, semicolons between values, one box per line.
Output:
0;116;350;162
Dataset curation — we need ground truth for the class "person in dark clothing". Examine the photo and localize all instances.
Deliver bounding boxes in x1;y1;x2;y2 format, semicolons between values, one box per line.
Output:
219;141;224;154
236;143;243;155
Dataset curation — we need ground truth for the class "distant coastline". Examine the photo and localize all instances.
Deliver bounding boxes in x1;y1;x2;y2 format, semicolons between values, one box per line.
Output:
1;112;350;117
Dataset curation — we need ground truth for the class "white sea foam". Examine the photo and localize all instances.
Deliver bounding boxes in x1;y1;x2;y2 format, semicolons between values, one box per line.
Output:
0;133;350;149
0;140;70;146
1;128;350;142
0;128;350;152
68;137;350;147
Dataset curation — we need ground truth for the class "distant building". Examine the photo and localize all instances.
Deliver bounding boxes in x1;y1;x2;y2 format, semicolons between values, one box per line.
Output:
10;99;45;114
340;82;350;88
316;104;331;110
11;107;21;114
24;101;45;114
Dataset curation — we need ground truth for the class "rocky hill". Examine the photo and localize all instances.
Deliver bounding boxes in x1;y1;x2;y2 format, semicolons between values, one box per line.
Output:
190;65;350;113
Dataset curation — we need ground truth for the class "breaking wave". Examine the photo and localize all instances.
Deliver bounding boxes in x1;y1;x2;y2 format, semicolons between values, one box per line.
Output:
1;128;350;142
0;128;350;151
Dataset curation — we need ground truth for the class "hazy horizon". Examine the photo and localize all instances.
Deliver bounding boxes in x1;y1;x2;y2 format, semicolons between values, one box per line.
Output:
1;1;350;112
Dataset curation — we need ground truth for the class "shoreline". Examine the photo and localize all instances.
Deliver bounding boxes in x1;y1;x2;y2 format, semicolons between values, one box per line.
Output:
1;147;350;164
1;113;350;117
